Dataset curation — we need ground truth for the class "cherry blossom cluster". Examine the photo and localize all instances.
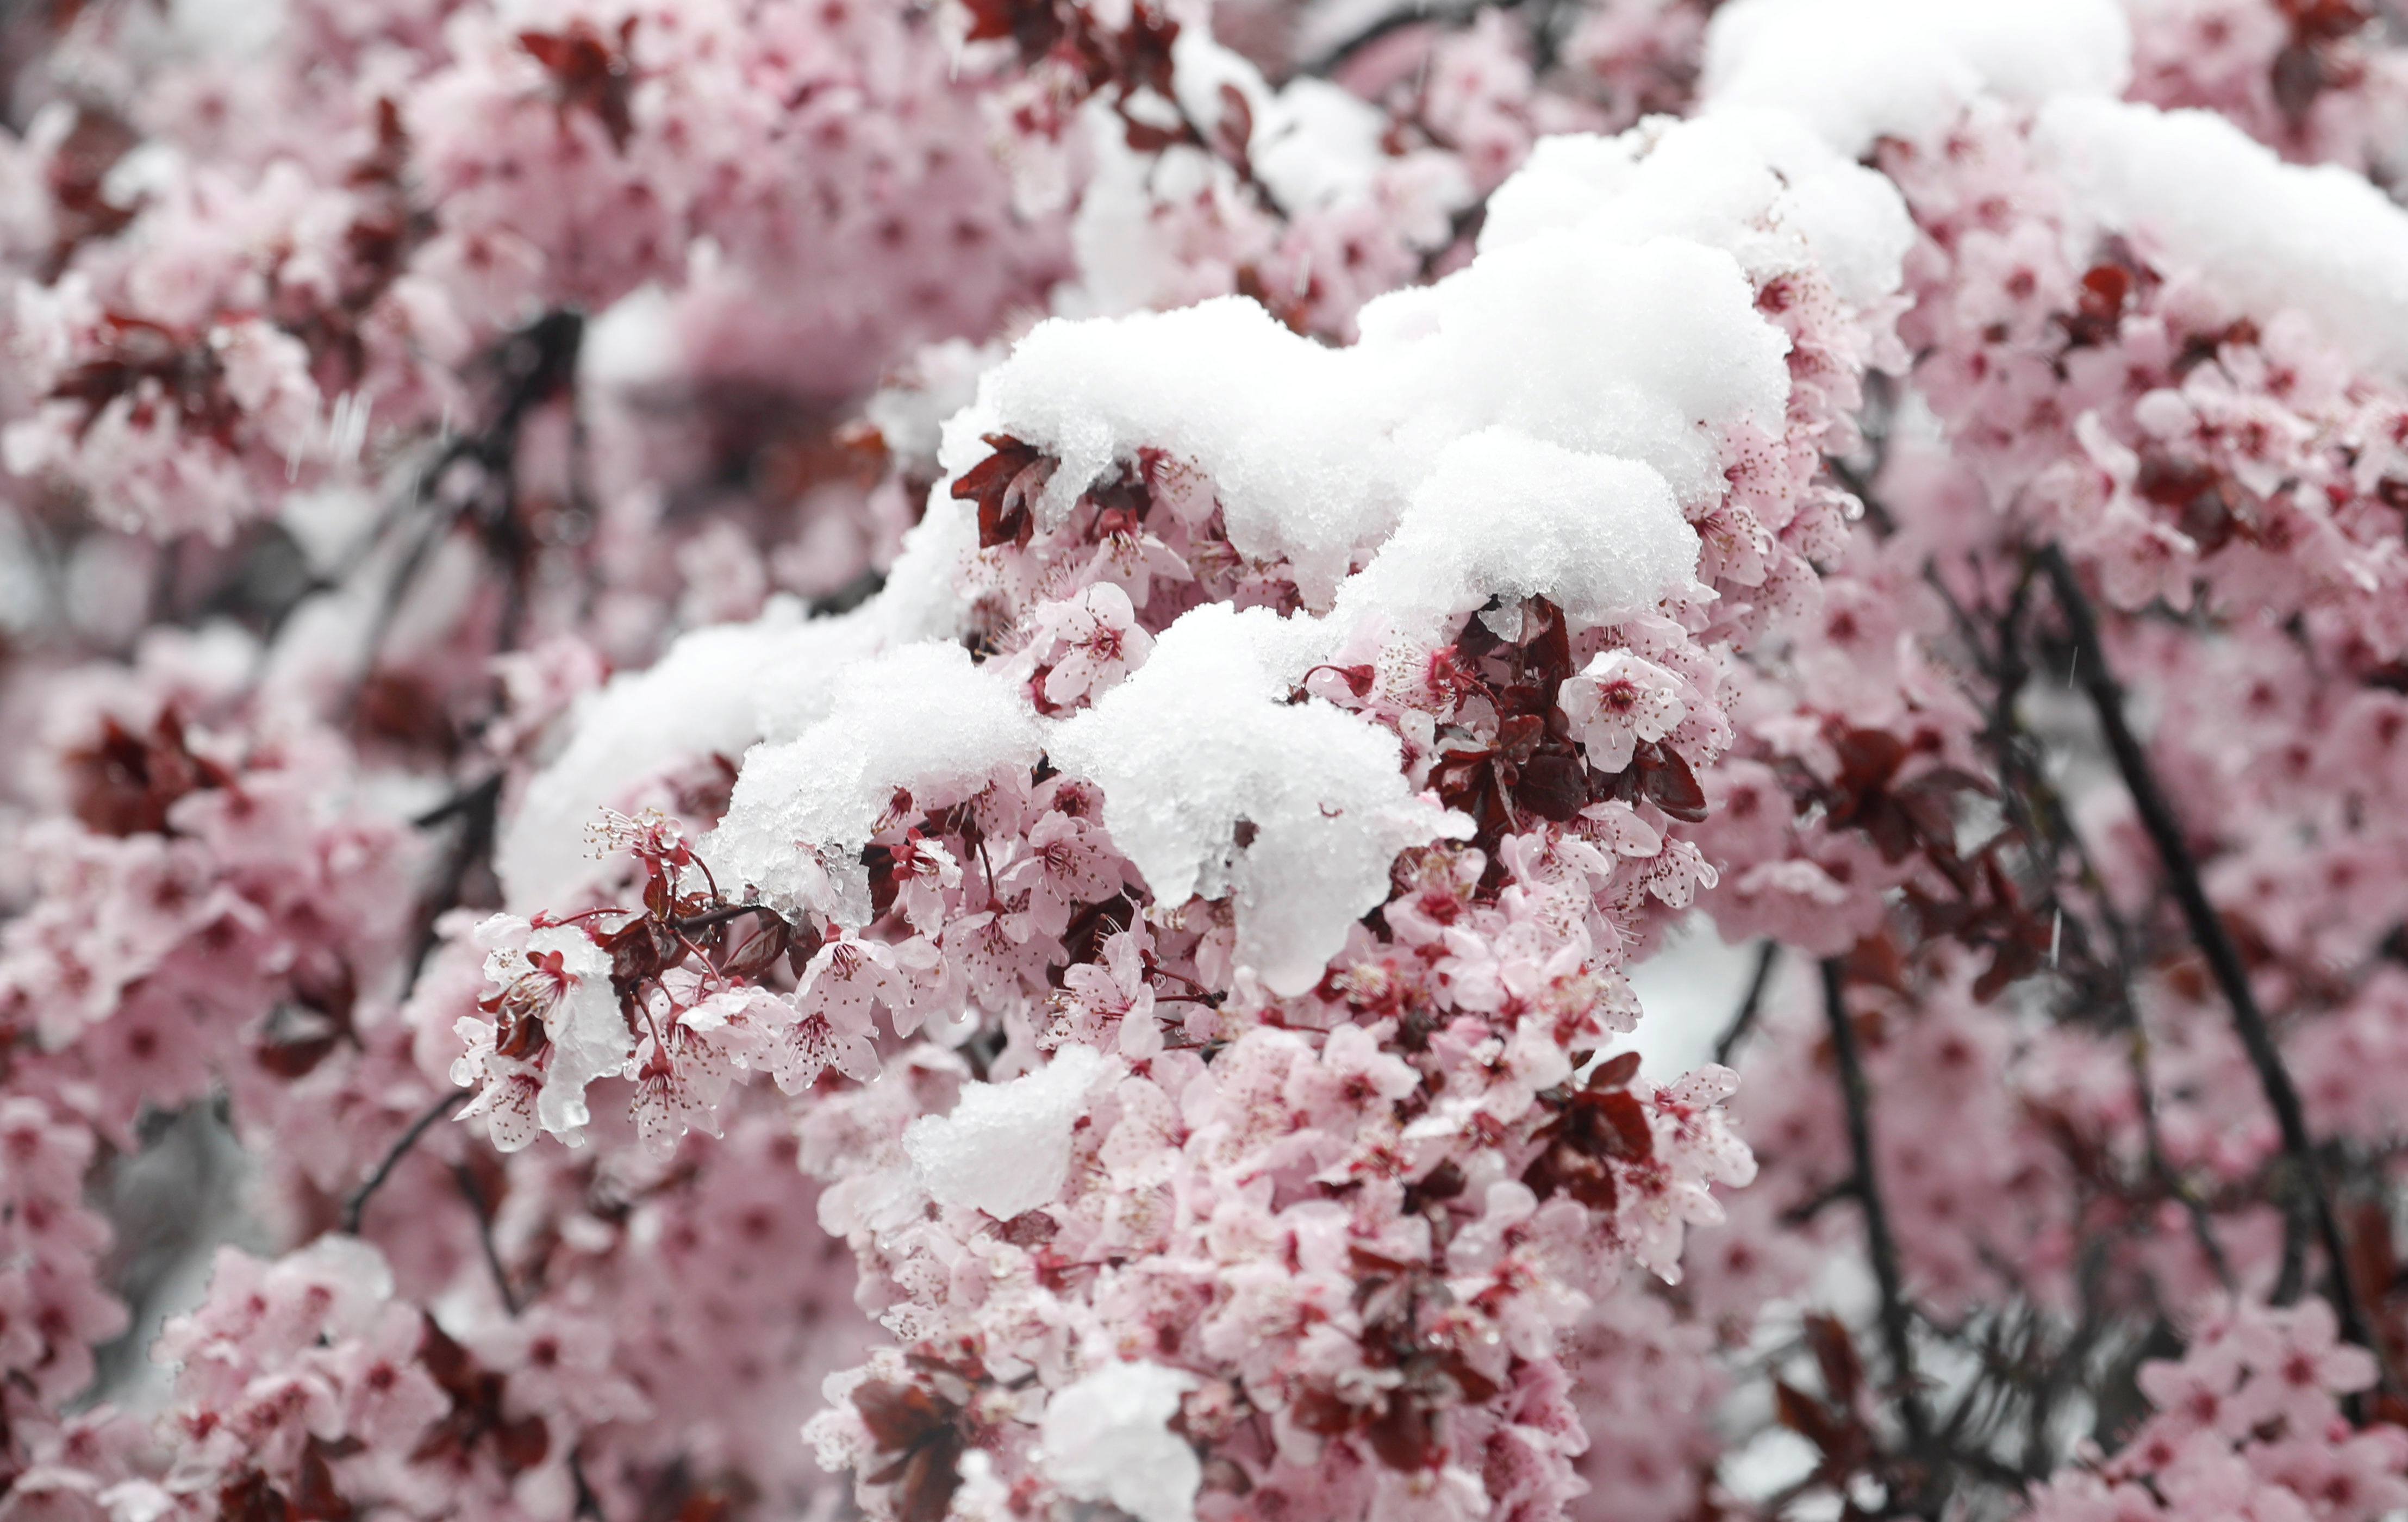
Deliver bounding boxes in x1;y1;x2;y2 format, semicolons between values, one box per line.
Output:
418;64;1928;1517
2025;1300;2408;1522
0;631;422;1147
8;2;2408;1522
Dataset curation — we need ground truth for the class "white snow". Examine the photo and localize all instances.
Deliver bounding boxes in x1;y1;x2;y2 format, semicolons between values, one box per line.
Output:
1701;0;2131;156
500;500;990;915
1251;78;1394;213
498;603;815;911
903;1044;1109;1220
2037;97;2408;378
1481;110;1914;313
1375;232;1790;514
1040;1360;1202;1522
477;918;630;1145
1332;428;1701;635
1051;604;1468;997
707;640;1041;925
945;296;1386;604
506;107;1905;1011
864;340;1002;477
951;217;1786;604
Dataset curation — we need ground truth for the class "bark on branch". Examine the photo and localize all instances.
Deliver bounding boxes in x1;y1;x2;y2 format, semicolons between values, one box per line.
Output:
2037;545;2378;1367
1820;956;1936;1506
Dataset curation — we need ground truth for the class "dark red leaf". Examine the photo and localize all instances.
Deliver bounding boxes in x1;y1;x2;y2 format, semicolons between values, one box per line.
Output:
1593;1089;1654;1159
219;1473;296;1522
853;1381;950;1452
951;434;1053;550
517;23;637;151
1640;746;1710;824
1832;727;1908;791
1212;82;1253;167
1773;1379;1854;1459
718;910;790;980
1514;747;1588;823
1364;1398;1442;1471
1801;1313;1864;1407
1591;1050;1643;1089
601;917;675;995
494;1413;550;1473
294;1440;355;1521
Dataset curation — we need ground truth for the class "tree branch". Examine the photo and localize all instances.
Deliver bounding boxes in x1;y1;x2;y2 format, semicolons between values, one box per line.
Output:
451;1162;521;1317
2037;545;2376;1368
402;771;504;1001
1820;957;1936;1494
1981;562;2232;1287
1712;939;1780;1066
340;1089;459;1234
1299;1;1449;78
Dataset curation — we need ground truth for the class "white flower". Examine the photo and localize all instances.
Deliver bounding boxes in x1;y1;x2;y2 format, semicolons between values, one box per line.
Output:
1560;650;1687;772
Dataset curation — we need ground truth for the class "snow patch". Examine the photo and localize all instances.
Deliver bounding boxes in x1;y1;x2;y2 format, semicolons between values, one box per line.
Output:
1051;604;1468;996
2038;97;2408;379
1702;0;2131;156
708;641;1041;925
904;1044;1109;1219
1040;1360;1201;1522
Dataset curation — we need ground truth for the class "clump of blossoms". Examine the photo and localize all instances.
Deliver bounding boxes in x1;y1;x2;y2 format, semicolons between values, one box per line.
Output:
11;1;2408;1521
444;95;1917;1518
2025;1299;2408;1522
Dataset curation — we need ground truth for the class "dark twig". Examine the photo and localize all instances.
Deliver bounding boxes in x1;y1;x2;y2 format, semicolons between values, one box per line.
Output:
808;565;885;617
1299;0;1444;78
2037;545;2379;1370
568;1451;607;1521
451;1162;520;1316
1713;940;1781;1066
2274;1193;2312;1307
1821;958;1936;1490
403;771;504;1001
410;773;503;830
340;1089;459;1234
1981;562;2234;1288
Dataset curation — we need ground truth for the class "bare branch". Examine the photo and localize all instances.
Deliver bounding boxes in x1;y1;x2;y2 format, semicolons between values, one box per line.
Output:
1820;957;1937;1505
2037;545;2378;1373
1713;940;1781;1066
340;1089;460;1235
451;1162;521;1317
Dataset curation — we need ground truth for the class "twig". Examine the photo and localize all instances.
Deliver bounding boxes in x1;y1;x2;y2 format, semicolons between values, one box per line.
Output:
2037;546;2378;1370
568;1450;606;1521
411;773;503;829
1299;0;1443;78
1820;958;1936;1489
402;772;504;1000
340;1089;459;1234
1777;1172;1858;1229
809;565;886;617
2274;1193;2312;1307
451;1162;520;1316
1981;561;2233;1287
1712;940;1781;1066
